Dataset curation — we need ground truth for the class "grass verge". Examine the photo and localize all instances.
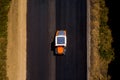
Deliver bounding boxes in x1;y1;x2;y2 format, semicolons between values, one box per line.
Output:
0;0;11;79
90;0;114;80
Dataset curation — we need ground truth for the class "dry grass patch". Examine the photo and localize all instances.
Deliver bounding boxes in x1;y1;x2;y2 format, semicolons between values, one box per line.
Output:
90;0;114;80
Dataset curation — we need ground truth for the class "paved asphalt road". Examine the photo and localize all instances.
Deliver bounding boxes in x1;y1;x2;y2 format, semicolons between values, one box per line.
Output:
27;0;87;80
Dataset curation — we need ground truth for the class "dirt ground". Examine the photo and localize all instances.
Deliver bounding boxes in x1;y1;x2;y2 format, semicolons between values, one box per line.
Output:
6;0;27;80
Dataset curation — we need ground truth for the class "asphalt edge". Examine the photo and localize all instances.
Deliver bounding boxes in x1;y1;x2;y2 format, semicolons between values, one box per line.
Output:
87;0;91;80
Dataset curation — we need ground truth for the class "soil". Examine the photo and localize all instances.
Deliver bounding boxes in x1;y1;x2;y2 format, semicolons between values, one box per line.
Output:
6;0;27;80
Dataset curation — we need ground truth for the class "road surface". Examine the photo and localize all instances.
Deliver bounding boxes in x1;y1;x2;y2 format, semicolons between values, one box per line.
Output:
27;0;87;80
56;0;87;80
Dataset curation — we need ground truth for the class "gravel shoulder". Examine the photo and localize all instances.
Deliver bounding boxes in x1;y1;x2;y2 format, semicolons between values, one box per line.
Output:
6;0;27;80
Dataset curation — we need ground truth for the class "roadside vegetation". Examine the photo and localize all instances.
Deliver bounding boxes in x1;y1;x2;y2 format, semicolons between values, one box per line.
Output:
90;0;114;80
0;0;11;79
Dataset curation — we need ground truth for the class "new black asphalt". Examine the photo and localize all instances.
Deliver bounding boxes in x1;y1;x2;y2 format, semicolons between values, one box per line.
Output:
27;0;87;80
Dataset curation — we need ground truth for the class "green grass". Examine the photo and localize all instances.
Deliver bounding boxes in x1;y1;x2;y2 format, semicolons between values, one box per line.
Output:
99;0;114;62
0;0;11;79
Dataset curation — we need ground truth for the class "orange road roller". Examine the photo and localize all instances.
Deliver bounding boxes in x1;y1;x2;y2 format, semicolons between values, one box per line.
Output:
55;30;67;55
